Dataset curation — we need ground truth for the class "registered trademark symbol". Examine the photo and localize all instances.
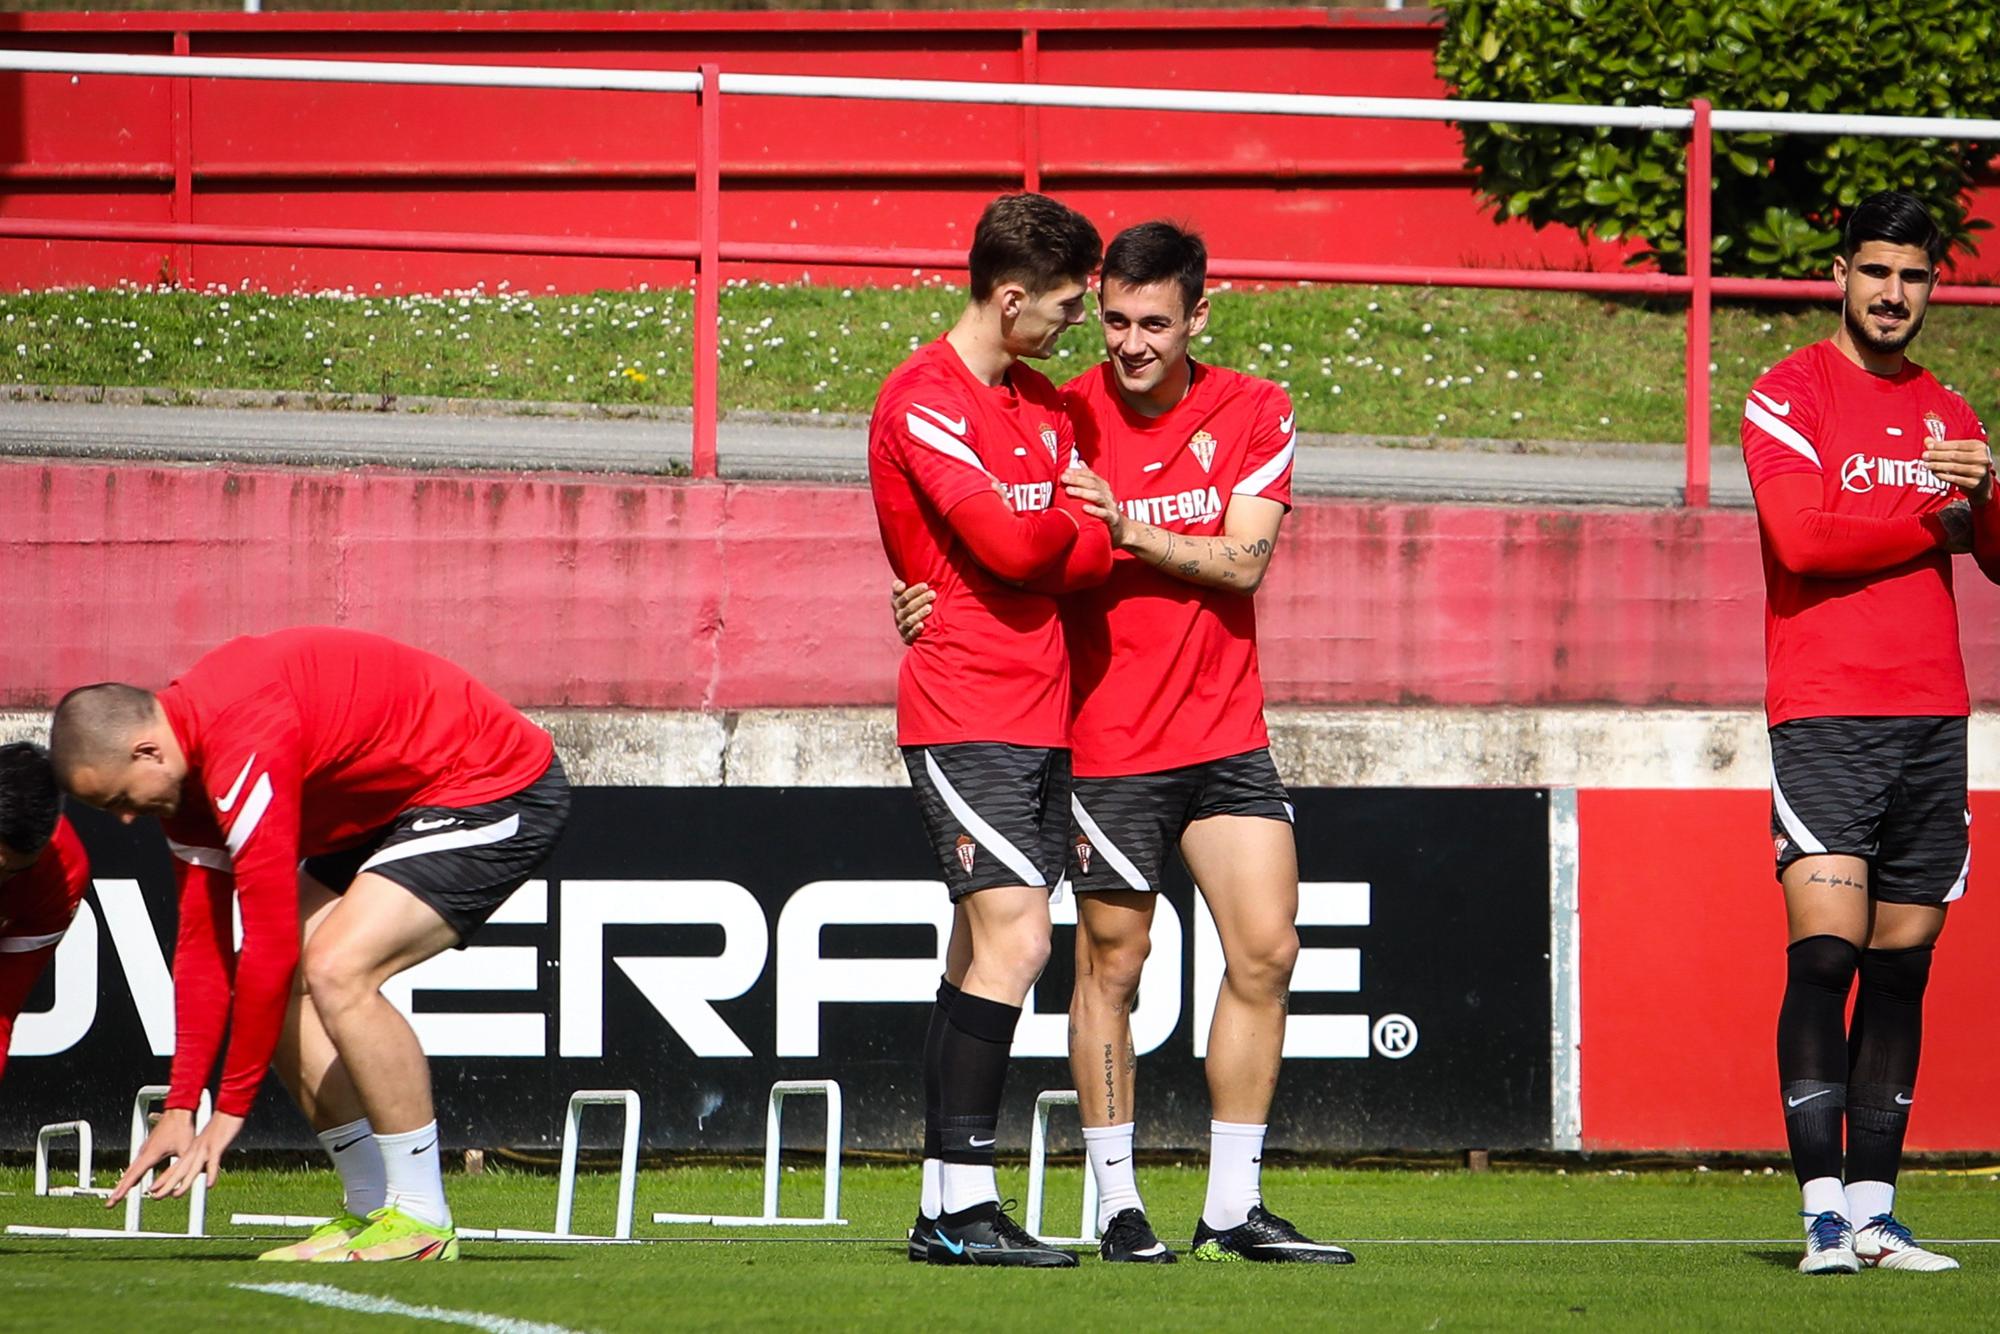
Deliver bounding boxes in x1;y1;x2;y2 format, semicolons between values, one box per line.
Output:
1372;1013;1419;1059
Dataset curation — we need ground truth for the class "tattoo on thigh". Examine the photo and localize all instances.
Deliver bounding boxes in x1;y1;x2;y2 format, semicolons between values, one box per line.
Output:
1805;869;1866;891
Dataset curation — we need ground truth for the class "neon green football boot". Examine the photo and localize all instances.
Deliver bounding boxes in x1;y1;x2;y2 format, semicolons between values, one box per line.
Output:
257;1212;370;1262
338;1205;460;1262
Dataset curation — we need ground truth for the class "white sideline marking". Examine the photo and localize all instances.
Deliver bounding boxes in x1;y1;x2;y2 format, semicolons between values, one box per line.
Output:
1341;1237;2000;1246
233;1283;587;1334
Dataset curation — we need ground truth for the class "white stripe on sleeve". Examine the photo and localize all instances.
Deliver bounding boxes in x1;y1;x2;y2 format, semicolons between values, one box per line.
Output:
1744;400;1821;468
1233;434;1296;497
906;413;989;474
224;773;275;858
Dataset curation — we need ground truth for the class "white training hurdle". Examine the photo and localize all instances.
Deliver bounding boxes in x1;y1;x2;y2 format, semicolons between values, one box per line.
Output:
655;1079;846;1227
239;1091;643;1244
1025;1089;1099;1247
455;1089;641;1242
33;1120;109;1198
8;1086;212;1238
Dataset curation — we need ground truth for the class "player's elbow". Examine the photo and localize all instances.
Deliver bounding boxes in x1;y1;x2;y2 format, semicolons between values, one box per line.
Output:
1230;561;1273;596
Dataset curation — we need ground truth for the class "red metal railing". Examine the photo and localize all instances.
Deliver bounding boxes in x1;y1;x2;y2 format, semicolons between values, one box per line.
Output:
7;49;2000;504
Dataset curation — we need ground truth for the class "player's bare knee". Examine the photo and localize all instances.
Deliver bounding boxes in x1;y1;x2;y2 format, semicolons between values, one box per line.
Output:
1087;933;1149;1000
300;938;370;1017
1231;927;1299;995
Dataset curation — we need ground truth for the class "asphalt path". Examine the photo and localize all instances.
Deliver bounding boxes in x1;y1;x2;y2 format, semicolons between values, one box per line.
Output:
0;400;1752;508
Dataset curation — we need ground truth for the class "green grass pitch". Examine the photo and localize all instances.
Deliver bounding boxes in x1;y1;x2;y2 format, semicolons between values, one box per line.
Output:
0;1162;1993;1331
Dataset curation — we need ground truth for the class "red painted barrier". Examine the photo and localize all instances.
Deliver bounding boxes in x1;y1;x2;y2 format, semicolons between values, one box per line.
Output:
0;8;1634;297
1579;790;2000;1151
5;458;2000;710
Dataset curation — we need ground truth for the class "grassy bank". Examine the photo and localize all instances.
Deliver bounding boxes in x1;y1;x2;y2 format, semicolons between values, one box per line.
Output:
12;280;2000;443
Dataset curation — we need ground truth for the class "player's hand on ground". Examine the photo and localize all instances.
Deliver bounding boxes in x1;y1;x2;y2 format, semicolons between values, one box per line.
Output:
107;1106;195;1207
891;579;935;644
145;1110;245;1198
1062;466;1124;543
1923;439;1995;505
1936;500;1975;553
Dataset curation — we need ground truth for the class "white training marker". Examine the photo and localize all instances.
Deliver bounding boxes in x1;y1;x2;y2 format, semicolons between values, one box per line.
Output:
234;1282;585;1334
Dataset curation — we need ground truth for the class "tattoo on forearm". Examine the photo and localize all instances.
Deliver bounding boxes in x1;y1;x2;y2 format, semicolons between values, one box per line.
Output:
1246;538;1273;558
1178;560;1200;575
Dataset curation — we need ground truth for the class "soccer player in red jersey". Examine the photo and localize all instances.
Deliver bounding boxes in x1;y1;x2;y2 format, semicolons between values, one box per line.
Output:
0;743;91;1086
1742;192;1999;1275
899;222;1351;1265
870;192;1110;1267
49;627;569;1262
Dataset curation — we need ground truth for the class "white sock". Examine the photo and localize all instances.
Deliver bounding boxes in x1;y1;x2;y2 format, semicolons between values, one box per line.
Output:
1084;1122;1142;1230
920;1158;942;1218
315;1116;386;1216
940;1161;998;1215
1846;1179;1894;1225
1801;1175;1848;1222
374;1121;451;1229
1202;1120;1266;1231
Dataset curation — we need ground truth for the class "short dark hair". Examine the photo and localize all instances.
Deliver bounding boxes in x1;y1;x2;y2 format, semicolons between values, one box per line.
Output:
0;742;61;856
967;193;1103;301
49;682;158;781
1102;221;1208;316
1841;191;1947;267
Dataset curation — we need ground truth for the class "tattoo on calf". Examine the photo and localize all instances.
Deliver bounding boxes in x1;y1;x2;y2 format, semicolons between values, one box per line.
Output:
1102;1044;1117;1120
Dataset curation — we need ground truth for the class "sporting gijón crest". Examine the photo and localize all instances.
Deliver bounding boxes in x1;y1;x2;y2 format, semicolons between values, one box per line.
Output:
1187;429;1218;471
1039;424;1061;463
954;834;977;876
1072;834;1093;875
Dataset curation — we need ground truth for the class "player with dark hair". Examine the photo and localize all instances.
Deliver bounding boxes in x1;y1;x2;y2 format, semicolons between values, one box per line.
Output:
50;627;569;1262
1742;190;1999;1274
898;220;1351;1264
870;192;1110;1267
0;741;91;1085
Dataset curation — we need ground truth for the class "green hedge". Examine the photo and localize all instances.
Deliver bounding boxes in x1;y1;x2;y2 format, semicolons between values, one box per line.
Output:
1436;0;2000;278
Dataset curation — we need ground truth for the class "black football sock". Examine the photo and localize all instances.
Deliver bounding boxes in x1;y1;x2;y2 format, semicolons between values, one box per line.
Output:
1845;943;1932;1198
936;990;1022;1168
923;975;961;1165
1777;934;1859;1188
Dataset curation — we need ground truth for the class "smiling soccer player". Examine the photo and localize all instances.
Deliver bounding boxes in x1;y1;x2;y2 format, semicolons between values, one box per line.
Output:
898;221;1351;1265
1742;191;2000;1275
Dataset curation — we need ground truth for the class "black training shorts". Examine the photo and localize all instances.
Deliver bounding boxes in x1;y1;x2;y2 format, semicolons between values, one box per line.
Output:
902;742;1071;899
1068;747;1294;894
1769;716;1969;905
303;753;573;942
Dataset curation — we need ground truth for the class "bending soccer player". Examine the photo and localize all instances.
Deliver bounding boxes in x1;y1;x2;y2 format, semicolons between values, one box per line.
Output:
898;222;1352;1264
871;192;1110;1267
49;627;570;1262
1742;191;1998;1275
0;742;91;1085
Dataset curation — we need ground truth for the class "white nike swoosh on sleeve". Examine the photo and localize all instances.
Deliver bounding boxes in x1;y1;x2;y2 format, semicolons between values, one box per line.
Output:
216;753;258;812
